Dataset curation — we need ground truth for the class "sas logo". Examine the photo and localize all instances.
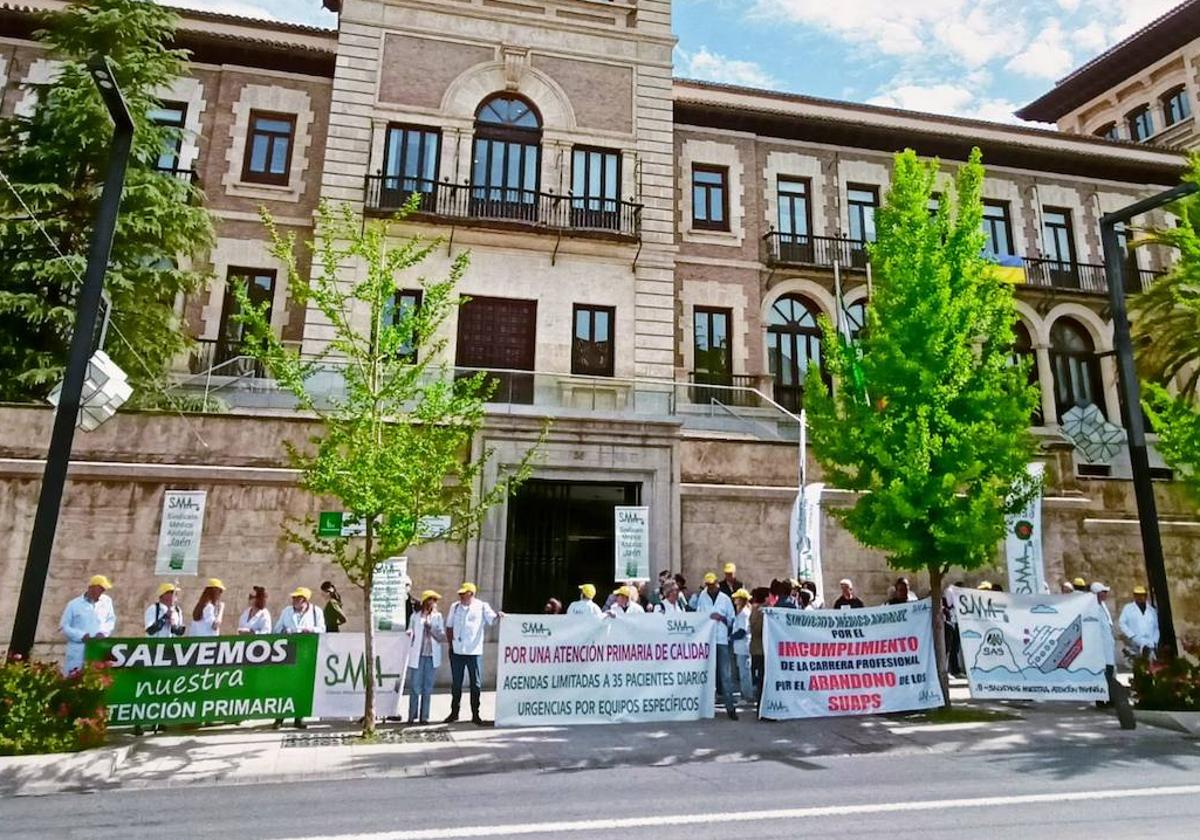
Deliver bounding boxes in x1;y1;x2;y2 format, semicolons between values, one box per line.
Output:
521;622;552;637
666;619;692;636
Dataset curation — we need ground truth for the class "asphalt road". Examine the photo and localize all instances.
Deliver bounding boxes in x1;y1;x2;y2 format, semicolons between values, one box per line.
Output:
4;736;1200;839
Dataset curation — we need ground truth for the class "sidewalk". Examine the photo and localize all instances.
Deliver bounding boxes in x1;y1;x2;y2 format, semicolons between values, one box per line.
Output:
0;685;1183;797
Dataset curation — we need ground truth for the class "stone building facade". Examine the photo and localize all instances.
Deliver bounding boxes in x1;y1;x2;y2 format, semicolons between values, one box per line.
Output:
1;0;1198;666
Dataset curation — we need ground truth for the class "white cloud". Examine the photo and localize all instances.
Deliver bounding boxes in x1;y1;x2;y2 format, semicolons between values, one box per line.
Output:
868;83;1025;124
1005;20;1075;79
160;0;335;27
676;47;780;89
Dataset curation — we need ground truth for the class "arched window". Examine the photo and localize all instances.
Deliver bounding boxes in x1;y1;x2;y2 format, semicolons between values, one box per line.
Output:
1049;318;1104;422
845;299;867;342
471;94;542;221
767;294;826;412
1011;320;1043;425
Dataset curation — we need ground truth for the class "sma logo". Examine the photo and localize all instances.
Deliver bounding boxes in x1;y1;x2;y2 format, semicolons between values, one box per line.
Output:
521;622;552;637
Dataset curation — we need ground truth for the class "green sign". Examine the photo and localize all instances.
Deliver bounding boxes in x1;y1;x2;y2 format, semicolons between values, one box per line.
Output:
318;511;365;538
85;635;318;727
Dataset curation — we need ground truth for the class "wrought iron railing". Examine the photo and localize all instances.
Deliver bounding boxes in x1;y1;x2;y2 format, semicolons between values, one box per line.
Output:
155;166;199;185
688;372;763;408
763;232;870;270
363;175;642;240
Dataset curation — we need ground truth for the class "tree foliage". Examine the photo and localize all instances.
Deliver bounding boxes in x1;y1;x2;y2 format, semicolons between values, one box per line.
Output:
236;201;542;735
806;148;1039;701
0;0;213;401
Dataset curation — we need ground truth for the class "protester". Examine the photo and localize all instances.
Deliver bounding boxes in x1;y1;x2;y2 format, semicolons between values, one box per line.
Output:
886;577;911;605
445;582;500;725
321;581;347;633
657;583;687;613
797;589;814;610
145;582;185;639
730;588;753;703
639;580;662;611
977;581;994;591
800;580;824;609
1118;585;1160;661
59;575;116;675
749;587;769;707
770;578;797;609
189;579;226;637
543;598;563;615
1091;581;1116;708
238;586;271;635
1072;577;1088;592
719;563;743;598
944;583;964;677
695;572;737;720
1059;580;1075;594
273;586;326;729
406;590;445;724
833;578;864;609
567;584;604;617
606;585;643;617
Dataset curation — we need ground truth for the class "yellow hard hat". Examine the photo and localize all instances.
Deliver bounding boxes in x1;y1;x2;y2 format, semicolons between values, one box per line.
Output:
579;583;597;599
458;582;477;595
703;572;718;584
1133;585;1148;596
290;586;312;600
723;563;737;574
420;590;441;602
1072;577;1087;589
157;582;178;596
89;574;113;590
615;585;635;598
977;581;993;591
206;578;226;591
732;588;751;601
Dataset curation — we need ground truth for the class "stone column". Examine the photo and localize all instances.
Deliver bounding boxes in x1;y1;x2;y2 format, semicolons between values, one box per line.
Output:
1035;344;1057;427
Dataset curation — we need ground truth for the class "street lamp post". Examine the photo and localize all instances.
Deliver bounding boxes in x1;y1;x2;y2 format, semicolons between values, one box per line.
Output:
6;57;134;661
1099;180;1197;660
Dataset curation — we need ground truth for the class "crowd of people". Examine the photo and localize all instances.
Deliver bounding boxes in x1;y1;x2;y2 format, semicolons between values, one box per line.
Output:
59;564;1161;726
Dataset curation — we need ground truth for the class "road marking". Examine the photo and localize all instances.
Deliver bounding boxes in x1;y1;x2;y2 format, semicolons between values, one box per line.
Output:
320;784;1200;839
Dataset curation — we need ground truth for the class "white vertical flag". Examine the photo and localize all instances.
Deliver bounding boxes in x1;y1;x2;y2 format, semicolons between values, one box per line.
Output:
790;482;825;598
1004;462;1046;594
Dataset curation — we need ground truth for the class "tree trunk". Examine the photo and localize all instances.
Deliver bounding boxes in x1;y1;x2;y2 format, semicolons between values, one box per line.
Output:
929;564;952;710
362;518;377;738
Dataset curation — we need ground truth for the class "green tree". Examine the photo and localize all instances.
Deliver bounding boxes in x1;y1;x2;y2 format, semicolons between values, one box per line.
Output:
1132;157;1200;499
806;149;1039;703
0;0;213;401
236;201;541;736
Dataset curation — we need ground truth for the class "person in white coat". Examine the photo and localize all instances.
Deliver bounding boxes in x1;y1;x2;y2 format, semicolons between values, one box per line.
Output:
273;586;325;729
144;582;185;639
189;578;226;637
237;586;272;635
406;590;445;724
605;585;643;618
444;582;500;725
695;572;737;720
1119;585;1160;661
656;584;688;614
1091;581;1117;708
60;575;116;675
729;589;753;702
566;583;604;617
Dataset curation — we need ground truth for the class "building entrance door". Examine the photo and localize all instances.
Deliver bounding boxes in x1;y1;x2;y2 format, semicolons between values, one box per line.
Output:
503;480;641;614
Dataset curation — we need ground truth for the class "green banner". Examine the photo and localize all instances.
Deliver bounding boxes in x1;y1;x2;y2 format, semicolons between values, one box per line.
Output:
85;635;318;727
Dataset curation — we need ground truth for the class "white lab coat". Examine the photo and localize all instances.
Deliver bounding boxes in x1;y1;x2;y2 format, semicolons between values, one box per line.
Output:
1118;602;1160;652
189;602;224;637
732;605;751;657
1095;599;1116;667
656;598;687;614
606;601;643;618
407;609;446;669
238;607;272;635
566;598;603;617
694;588;735;644
446;598;498;655
273;603;326;634
144;602;184;638
60;594;116;674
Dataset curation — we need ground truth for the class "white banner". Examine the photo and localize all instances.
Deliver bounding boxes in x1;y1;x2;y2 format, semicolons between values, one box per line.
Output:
312;632;411;719
496;613;718;727
790;482;825;598
154;490;206;576
760;600;944;719
614;506;650;582
949;588;1108;701
371;558;410;632
1004;462;1046;595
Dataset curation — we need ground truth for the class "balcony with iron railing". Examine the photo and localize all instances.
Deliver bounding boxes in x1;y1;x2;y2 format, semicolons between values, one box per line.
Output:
1021;257;1164;296
763;232;870;270
154;165;199;186
363;175;642;241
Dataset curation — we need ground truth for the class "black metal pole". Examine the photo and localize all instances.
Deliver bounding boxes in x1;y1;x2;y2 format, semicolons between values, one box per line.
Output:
1099;180;1197;660
6;57;133;661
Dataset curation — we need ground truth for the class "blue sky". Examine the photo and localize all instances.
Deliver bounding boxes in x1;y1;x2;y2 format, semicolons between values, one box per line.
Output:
173;0;1184;125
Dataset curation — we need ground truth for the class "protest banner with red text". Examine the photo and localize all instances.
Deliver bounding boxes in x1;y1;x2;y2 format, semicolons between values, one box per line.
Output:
495;613;718;727
760;600;944;718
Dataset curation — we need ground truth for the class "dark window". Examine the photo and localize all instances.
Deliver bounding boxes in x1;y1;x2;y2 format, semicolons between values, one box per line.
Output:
1042;206;1078;287
692;165;729;231
1011;321;1043;425
767;294;826;413
1094;122;1119;141
845;299;867;342
383;289;422;363
455;295;537;403
382;124;440;211
982;200;1014;257
693;307;731;383
777;176;811;250
847;185;878;243
218;268;276;366
1162;86;1191;127
571;146;621;230
149;101;186;171
1114;222;1145;294
242;111;296;185
471;94;542;221
572;304;615;376
1127;105;1155;142
1049;318;1103;422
